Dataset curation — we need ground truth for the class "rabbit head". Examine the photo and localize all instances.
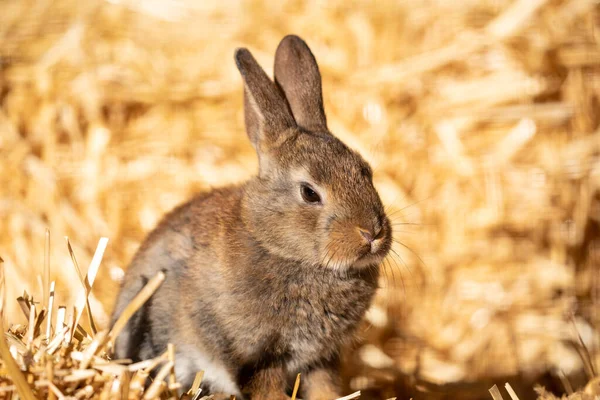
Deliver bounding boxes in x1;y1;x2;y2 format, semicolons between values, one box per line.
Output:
236;35;392;270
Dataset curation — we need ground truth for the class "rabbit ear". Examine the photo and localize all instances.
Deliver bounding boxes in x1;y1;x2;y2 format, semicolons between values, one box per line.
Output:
274;35;328;132
235;48;296;149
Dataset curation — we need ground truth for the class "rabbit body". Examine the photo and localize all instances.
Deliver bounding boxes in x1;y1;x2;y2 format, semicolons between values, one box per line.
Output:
113;185;379;397
111;35;392;400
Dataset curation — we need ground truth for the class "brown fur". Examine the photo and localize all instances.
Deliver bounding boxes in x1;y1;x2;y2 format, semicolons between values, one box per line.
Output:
111;35;392;400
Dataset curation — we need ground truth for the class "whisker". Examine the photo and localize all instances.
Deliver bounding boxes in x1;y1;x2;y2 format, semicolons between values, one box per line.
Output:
396;194;437;212
387;207;424;220
390;221;428;227
382;257;395;292
383;192;409;214
392;238;428;270
384;256;397;290
388;255;406;296
389;247;414;280
391;230;419;235
384;208;408;220
319;240;337;266
386;257;406;301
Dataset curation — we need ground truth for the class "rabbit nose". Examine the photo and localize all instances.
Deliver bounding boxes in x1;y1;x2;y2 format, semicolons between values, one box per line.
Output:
359;228;374;243
358;225;384;251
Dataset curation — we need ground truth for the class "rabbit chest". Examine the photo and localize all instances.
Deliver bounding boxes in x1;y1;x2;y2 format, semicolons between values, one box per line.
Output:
225;256;380;370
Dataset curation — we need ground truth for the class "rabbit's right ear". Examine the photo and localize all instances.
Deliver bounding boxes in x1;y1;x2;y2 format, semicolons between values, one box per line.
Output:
274;35;328;133
235;48;296;150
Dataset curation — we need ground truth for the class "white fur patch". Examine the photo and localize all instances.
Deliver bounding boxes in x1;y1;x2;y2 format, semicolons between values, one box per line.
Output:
175;345;241;397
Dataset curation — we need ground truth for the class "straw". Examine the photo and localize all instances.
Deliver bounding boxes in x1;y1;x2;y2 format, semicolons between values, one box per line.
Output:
108;271;166;345
72;237;108;337
0;261;36;400
1;0;600;398
66;237;97;335
44;229;50;314
505;383;521;400
489;384;505;400
291;373;301;400
46;281;56;340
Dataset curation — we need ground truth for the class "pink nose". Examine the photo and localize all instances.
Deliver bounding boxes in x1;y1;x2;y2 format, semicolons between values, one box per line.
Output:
359;228;374;243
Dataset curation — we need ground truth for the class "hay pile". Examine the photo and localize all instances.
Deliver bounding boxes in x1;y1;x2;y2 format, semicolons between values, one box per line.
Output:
1;0;599;398
0;251;184;399
0;247;364;399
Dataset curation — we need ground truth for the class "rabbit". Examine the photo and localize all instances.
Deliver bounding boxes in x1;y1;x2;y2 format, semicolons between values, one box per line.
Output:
110;34;392;400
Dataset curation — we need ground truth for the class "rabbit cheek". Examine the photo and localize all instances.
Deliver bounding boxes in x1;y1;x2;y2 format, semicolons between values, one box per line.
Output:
321;222;367;270
291;206;322;258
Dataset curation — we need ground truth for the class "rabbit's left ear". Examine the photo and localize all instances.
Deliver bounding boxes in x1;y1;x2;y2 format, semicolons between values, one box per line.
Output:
274;35;328;133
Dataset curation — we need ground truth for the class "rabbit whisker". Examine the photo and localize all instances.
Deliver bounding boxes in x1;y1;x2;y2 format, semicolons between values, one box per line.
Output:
387;255;405;294
389;247;414;280
392;238;427;270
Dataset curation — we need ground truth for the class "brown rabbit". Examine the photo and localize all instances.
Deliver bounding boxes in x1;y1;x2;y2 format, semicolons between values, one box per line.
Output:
110;35;392;400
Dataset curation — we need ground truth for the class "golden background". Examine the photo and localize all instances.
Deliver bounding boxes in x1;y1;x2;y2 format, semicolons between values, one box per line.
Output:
1;0;599;398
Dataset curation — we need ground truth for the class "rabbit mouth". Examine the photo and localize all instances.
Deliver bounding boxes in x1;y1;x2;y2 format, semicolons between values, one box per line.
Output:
352;252;387;269
321;244;390;270
353;243;390;267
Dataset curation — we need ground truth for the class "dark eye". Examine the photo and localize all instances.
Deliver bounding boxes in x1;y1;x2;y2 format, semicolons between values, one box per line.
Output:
300;184;321;204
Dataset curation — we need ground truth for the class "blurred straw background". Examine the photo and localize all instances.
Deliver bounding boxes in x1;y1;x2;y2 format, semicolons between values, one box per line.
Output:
1;0;599;398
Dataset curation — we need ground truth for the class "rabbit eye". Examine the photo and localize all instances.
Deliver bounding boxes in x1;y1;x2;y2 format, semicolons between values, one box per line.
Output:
300;184;321;204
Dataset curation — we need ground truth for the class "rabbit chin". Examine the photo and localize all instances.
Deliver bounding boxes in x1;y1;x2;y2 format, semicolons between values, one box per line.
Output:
323;252;387;270
352;252;388;269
